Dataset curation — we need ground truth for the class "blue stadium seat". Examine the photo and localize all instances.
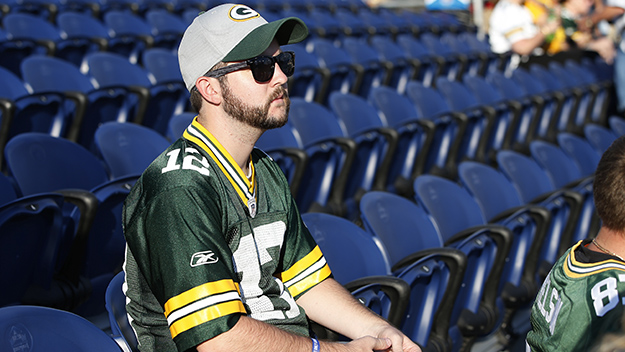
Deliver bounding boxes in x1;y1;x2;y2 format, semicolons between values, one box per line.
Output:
0;64;83;168
328;92;398;218
368;85;434;196
584;123;617;153
340;36;391;99
144;9;187;51
103;10;154;64
0;305;123;351
435;77;497;164
4;132;137;317
307;37;364;105
462;74;524;160
396;34;443;87
302;211;466;351
282;43;330;104
419;32;467;81
2;12;98;67
486;70;543;151
166;111;195;141
405;80;467;178
360;191;511;351
529;64;580;139
496;149;584;259
255;122;308;198
565;59;611;125
0;13;54;77
369;35;420;94
56;11;109;65
105;271;138;352
556;132;601;177
610;116;625;136
0;193;66;307
288;98;357;216
511;67;563;143
94;122;170;179
20;54;146;149
414;174;543;342
529;139;598;241
84;51;188;138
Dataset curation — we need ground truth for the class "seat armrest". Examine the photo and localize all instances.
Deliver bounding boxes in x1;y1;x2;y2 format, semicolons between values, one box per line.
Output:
345;276;411;328
55;189;98;283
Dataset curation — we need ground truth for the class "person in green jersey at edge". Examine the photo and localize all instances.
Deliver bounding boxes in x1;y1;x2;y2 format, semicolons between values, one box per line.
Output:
121;3;421;352
526;135;625;351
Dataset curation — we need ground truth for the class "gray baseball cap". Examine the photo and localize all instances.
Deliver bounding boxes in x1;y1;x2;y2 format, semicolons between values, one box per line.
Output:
178;3;309;91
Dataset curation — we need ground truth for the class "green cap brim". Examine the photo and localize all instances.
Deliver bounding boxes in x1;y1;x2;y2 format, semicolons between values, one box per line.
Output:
223;17;308;62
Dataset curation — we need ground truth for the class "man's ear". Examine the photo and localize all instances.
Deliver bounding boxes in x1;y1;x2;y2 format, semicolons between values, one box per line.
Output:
195;76;222;105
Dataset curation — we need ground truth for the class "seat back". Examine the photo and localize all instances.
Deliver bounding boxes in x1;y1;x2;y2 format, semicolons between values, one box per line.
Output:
85;51;187;136
5;132;109;196
301;212;392;283
413;175;486;241
368;86;431;194
282;43;328;104
0;305;122;351
0;194;64;306
584;123;617;154
94;122;171;179
105;271;139;352
167;112;195;141
457;161;523;221
557;132;601;177
530;140;583;189
340;37;387;98
255;122;307;197
288;98;355;215
329;92;397;215
496;150;555;204
360;190;508;350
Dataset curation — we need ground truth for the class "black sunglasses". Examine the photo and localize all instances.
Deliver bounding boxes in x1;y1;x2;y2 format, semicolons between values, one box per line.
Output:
204;51;295;83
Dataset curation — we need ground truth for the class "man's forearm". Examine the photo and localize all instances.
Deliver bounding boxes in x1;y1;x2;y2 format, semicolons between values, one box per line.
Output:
196;315;311;352
296;278;392;339
196;314;392;352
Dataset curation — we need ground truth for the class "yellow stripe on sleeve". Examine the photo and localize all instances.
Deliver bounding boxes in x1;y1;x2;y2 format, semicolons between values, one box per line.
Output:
280;246;324;282
286;264;332;298
169;300;246;338
164;279;240;318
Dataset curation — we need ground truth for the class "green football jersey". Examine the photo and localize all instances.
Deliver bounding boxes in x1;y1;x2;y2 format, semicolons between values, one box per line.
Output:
526;240;625;351
123;117;332;352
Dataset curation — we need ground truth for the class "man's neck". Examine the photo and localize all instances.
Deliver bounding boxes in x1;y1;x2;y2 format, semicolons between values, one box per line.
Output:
196;112;261;172
591;227;625;260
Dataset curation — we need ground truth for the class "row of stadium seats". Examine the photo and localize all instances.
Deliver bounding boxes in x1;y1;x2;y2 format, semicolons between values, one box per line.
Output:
1;118;618;351
0;0;621;351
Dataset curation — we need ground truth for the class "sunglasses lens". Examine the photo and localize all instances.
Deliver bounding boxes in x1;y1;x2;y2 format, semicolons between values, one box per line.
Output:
249;52;295;82
277;52;295;77
249;56;274;82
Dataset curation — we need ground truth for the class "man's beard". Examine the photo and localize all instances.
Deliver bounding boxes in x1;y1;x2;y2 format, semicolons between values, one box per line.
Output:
219;78;290;130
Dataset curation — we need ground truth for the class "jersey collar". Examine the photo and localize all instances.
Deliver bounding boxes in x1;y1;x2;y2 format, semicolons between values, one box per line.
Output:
183;117;257;217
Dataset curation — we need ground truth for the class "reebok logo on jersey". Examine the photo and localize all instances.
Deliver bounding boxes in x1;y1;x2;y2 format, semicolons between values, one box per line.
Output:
190;250;219;267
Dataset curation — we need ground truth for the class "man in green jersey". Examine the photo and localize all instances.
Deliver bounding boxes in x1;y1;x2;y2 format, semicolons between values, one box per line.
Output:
526;135;625;351
122;3;420;352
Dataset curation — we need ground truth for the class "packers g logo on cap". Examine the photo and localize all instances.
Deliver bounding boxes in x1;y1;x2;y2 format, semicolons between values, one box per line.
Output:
229;4;260;21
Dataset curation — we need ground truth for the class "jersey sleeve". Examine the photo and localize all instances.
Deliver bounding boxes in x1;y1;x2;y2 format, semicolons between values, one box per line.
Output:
125;184;246;351
277;189;332;300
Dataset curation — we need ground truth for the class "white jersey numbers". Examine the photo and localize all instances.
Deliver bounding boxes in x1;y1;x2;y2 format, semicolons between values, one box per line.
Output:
162;147;210;176
535;273;563;335
232;221;301;322
591;276;625;317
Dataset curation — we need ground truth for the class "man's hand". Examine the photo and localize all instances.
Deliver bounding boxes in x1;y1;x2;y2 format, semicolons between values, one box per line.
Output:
371;324;422;352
